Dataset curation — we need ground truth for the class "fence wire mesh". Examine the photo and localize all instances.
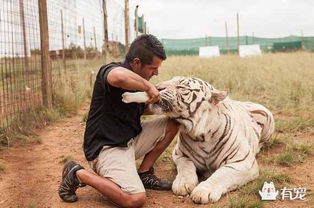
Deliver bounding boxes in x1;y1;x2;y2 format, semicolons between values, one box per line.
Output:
0;0;136;129
0;0;42;128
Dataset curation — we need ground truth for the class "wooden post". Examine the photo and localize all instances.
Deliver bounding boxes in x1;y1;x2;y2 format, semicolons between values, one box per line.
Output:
124;0;129;53
102;0;109;61
60;9;66;74
19;0;29;71
225;21;229;53
38;0;52;108
237;13;240;54
93;26;97;50
82;18;87;59
135;5;139;37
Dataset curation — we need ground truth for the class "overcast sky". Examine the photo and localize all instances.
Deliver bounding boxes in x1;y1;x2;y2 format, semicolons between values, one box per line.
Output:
131;0;314;39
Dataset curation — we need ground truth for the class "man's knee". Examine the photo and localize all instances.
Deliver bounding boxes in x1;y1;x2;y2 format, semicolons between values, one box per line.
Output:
123;193;146;208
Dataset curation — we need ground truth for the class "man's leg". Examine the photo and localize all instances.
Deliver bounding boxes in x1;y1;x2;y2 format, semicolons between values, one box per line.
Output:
133;117;179;190
59;142;147;208
76;169;145;208
138;118;179;173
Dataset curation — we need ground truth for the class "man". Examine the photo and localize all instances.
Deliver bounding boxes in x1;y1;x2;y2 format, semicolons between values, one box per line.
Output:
58;34;179;208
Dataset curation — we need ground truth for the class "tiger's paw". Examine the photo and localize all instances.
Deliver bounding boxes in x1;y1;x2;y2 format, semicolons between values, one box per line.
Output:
172;173;198;196
190;183;223;204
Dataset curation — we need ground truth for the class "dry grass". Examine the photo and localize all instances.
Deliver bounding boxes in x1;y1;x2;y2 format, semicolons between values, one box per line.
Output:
0;57;114;149
150;52;314;207
59;154;74;164
152;52;314;115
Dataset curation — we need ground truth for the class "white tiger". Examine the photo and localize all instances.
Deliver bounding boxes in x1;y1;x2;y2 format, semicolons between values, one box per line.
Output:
122;76;275;204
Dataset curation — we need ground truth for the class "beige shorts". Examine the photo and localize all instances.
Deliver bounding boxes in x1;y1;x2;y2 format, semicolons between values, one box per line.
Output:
88;116;168;194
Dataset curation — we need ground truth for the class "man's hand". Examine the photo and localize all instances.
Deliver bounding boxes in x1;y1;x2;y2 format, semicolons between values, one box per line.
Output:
146;84;160;104
107;67;160;103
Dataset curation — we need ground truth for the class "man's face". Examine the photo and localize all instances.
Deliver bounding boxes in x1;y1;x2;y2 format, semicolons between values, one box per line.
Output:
133;56;163;80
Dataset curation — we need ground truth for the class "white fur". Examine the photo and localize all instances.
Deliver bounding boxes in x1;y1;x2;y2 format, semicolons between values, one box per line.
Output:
150;77;275;204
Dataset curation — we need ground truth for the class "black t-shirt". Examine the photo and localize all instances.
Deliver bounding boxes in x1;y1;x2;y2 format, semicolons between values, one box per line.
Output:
83;61;145;161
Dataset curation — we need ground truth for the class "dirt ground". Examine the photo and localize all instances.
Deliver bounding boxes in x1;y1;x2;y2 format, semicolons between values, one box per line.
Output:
0;106;313;208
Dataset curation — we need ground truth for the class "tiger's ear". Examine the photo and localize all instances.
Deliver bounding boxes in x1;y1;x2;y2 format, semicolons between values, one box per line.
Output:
210;89;228;104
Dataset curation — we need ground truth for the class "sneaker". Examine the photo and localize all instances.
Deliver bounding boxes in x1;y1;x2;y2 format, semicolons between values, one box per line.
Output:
58;161;85;203
139;167;172;190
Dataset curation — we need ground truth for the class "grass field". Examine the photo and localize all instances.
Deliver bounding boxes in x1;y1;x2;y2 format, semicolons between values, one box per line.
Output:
150;52;314;207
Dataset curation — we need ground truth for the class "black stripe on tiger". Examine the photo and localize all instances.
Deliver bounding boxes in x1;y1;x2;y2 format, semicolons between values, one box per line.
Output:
217;136;240;167
211;114;235;164
190;97;206;116
211;113;232;155
179;134;205;166
223;150;251;171
229;149;251;164
223;165;239;171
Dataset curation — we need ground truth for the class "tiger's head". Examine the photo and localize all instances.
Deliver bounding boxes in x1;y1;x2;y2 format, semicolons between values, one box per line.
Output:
149;76;228;133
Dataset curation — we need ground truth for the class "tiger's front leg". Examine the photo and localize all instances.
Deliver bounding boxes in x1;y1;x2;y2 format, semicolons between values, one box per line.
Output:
172;146;199;196
190;157;259;203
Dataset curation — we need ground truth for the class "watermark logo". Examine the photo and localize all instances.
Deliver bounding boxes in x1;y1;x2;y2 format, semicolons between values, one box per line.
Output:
259;181;307;201
280;187;307;200
259;182;278;200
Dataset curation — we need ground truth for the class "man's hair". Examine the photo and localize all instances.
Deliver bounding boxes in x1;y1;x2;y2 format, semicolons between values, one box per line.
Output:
126;34;166;65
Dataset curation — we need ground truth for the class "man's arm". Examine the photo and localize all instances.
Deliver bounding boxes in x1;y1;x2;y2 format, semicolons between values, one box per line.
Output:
107;67;159;103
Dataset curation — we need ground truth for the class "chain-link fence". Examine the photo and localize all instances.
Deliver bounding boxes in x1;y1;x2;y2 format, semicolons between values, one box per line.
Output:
162;36;314;56
0;0;140;129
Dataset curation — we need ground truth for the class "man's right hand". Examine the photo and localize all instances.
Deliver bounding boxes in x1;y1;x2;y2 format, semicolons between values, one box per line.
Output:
107;67;160;103
146;84;160;104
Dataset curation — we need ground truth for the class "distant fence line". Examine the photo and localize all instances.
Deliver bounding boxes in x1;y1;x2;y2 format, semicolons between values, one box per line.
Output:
0;0;142;129
162;36;314;56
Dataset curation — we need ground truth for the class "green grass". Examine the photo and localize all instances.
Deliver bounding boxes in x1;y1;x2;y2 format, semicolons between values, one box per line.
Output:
239;169;292;196
59;154;74;164
270;142;314;166
228;197;264;208
276;118;314;133
262;136;285;151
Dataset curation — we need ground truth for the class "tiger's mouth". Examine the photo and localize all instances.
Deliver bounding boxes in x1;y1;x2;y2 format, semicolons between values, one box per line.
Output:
149;90;174;114
156;97;173;112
